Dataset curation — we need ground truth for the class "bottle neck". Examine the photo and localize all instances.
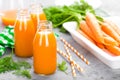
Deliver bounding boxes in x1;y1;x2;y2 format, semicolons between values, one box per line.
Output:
30;3;43;14
16;9;31;21
38;21;53;32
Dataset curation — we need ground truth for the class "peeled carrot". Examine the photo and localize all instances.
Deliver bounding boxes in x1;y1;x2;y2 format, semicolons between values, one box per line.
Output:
104;19;120;36
85;13;104;43
102;31;119;46
102;31;109;37
96;43;105;49
101;22;120;43
80;20;96;41
77;29;95;44
105;45;120;56
103;36;119;46
102;49;116;56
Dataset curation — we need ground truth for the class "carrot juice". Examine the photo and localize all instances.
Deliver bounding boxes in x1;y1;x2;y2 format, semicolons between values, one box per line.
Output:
14;9;35;57
30;3;46;31
33;21;57;75
31;13;46;29
1;10;17;26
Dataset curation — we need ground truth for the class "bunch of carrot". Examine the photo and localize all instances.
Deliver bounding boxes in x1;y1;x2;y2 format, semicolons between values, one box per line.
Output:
77;12;120;56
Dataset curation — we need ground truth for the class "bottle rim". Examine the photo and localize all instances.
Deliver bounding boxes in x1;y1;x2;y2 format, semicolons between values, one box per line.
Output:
37;20;53;31
29;3;43;14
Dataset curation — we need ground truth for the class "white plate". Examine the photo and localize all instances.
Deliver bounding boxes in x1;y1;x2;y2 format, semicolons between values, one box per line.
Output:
55;0;102;9
63;16;120;69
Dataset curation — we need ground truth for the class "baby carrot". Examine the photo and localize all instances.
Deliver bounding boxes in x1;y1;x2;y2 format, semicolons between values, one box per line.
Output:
77;29;95;44
96;43;105;49
105;45;120;56
103;36;119;46
80;20;96;41
101;22;120;43
85;13;104;43
102;49;116;56
104;19;120;36
102;31;119;46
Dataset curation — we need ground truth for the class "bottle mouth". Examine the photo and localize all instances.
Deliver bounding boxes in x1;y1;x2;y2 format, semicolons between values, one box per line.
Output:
30;3;43;14
16;9;31;20
38;20;53;31
17;9;29;16
30;3;43;9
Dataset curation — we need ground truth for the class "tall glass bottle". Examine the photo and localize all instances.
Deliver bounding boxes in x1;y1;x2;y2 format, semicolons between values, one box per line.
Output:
14;9;35;57
33;21;57;75
30;3;46;31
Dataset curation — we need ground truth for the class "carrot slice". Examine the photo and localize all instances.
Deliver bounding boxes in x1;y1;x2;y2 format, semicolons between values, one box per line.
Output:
105;45;120;56
85;13;104;43
101;22;120;43
77;29;95;44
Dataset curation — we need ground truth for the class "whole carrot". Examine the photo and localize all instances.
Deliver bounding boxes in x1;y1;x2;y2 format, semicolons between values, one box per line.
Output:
104;19;120;36
96;43;105;49
101;22;120;43
80;20;96;41
103;36;119;46
102;31;119;46
77;29;96;44
85;13;104;43
105;45;120;56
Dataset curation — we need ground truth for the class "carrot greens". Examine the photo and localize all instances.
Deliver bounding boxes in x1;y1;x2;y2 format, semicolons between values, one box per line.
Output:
58;61;68;73
13;70;31;79
0;48;31;79
44;0;95;32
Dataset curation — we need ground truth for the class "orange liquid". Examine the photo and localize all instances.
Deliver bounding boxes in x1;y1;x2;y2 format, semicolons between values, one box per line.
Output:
14;19;35;57
1;10;17;26
33;31;57;74
31;13;46;31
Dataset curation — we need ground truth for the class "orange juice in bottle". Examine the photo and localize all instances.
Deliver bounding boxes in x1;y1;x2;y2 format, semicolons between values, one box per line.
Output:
33;21;57;75
14;9;35;57
30;4;46;31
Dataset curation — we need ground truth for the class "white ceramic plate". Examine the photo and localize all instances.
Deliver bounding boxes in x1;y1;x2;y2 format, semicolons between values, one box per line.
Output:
63;16;120;69
55;0;102;9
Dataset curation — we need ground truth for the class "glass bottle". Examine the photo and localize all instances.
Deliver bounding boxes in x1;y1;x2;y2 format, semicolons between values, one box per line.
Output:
30;3;46;32
0;0;31;26
14;9;35;57
33;21;57;75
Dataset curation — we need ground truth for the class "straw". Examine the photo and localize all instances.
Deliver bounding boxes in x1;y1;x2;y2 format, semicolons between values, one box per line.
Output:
57;48;84;72
60;37;90;65
64;45;76;77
